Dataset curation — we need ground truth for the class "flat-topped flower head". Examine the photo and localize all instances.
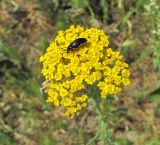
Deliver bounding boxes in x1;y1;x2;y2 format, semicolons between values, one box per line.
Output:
39;25;130;118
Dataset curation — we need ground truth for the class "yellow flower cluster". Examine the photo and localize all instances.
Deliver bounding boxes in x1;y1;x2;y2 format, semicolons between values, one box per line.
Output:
39;25;130;117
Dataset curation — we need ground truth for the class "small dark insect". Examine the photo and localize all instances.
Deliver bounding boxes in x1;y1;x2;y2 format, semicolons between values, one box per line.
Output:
67;38;87;53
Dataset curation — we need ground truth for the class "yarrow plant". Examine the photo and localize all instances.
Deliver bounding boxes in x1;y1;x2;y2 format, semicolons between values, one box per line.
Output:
39;25;130;118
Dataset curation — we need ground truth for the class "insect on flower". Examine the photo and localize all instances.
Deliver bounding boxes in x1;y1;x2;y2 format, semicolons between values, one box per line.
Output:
39;25;130;117
67;38;87;53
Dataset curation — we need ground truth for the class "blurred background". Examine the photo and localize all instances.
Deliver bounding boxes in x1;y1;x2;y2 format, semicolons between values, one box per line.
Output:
0;0;160;145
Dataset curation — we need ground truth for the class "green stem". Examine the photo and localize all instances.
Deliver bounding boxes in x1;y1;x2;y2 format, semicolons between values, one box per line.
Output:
96;103;112;145
86;96;113;145
86;131;99;145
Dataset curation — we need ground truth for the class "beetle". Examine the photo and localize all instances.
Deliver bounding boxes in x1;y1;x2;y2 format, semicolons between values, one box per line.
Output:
67;38;87;53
